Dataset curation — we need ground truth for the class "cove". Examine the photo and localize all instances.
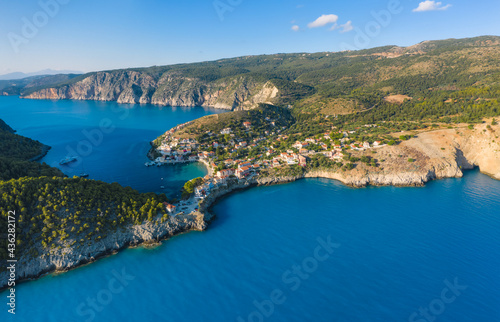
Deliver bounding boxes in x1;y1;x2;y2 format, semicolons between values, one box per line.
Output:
1;97;499;321
0;96;224;197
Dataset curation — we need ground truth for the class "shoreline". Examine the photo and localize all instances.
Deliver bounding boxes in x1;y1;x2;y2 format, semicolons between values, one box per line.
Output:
19;95;234;112
1;221;210;292
3;121;500;291
0;163;495;292
29;144;51;162
0;210;211;291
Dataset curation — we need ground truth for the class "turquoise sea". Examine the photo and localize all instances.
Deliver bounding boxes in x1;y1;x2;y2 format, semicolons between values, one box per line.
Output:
0;96;223;198
1;97;499;321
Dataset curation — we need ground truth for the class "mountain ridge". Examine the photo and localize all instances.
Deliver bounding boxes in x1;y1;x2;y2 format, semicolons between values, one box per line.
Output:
20;35;500;112
0;69;83;80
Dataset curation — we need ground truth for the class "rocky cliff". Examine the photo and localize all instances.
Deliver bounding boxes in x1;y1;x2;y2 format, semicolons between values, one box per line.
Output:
259;122;500;187
0;211;209;289
23;70;279;110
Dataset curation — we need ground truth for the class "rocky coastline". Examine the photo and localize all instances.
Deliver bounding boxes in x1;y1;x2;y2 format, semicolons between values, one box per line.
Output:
21;72;280;111
0;156;490;291
2;123;499;291
0;210;210;291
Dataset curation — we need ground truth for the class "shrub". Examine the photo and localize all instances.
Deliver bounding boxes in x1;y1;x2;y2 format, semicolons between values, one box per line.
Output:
360;156;371;163
408;158;415;162
345;163;355;170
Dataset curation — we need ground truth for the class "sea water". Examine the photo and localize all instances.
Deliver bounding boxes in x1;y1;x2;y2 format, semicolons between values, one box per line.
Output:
1;97;499;321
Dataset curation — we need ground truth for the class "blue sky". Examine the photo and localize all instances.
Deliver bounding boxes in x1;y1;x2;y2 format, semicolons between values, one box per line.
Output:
1;0;499;74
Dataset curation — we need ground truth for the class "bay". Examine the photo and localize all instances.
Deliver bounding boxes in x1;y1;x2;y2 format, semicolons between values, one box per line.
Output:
1;97;499;322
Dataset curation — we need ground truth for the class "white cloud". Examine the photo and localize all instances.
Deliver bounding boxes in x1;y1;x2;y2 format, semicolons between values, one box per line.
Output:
291;25;300;32
413;1;451;12
308;14;339;28
339;21;353;33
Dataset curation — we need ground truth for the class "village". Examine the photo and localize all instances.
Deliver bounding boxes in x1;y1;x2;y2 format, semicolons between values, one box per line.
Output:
151;119;388;216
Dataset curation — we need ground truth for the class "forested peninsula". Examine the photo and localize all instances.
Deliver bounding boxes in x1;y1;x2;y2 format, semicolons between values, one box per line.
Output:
0;121;208;289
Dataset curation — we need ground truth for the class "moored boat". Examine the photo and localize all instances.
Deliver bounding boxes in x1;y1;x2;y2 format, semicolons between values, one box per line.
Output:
60;156;78;165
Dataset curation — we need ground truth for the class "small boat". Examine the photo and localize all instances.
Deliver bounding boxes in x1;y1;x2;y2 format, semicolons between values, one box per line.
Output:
60;156;78;165
78;162;89;178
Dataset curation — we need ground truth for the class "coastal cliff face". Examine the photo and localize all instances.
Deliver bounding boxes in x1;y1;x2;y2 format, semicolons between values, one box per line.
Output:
453;125;500;180
23;70;279;110
325;123;499;186
0;211;209;289
259;122;500;187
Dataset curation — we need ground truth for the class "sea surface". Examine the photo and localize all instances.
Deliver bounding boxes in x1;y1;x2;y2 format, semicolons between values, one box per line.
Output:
0;96;222;198
1;97;500;322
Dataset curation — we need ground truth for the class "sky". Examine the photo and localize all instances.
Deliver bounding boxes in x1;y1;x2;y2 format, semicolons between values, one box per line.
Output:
1;0;499;74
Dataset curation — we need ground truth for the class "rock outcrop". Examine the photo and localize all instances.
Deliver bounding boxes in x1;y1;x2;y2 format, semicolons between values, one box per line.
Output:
0;211;209;289
23;71;279;111
257;122;500;187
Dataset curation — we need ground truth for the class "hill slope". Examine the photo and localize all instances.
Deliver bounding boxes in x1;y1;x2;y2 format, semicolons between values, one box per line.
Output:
22;36;500;114
0;74;82;96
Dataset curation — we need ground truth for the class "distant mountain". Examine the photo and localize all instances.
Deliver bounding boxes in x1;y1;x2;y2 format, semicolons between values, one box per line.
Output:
0;69;83;80
0;73;82;96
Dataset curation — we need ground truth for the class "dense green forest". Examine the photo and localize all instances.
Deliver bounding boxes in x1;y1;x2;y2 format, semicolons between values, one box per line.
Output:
319;85;500;127
0;157;63;181
0;119;169;264
0;125;46;161
0;119;64;180
0;176;168;261
0;119;14;132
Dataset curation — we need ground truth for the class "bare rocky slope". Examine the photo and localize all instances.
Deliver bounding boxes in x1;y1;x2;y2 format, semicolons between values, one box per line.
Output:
260;123;500;186
23;70;279;110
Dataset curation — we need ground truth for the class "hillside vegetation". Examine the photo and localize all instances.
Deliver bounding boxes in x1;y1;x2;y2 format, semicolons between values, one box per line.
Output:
156;104;294;142
0;120;63;180
22;36;500;123
0;176;168;262
0;74;81;96
0;120;169;267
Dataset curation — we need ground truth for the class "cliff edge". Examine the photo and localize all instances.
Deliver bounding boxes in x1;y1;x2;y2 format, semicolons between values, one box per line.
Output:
22;71;279;111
